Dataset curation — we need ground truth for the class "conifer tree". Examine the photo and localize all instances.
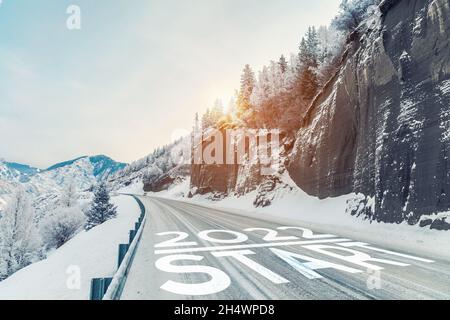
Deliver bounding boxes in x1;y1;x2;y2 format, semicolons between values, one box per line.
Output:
210;99;224;124
85;182;117;231
202;108;212;129
278;55;288;74
298;28;320;102
236;64;256;121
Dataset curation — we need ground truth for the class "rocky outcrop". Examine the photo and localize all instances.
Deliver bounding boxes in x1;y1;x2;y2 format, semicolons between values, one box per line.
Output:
190;164;239;197
288;0;450;223
144;164;190;193
189;129;294;204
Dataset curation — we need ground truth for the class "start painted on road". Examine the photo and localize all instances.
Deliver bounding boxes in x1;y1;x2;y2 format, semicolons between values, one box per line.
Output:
152;226;434;296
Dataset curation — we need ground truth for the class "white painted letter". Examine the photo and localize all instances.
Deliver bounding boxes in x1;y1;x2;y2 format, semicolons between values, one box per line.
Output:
303;245;409;270
198;229;248;244
155;254;231;296
270;248;362;279
213;250;289;284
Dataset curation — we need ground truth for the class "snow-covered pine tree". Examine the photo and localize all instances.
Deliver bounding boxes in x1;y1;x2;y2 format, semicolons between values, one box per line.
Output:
305;26;320;61
84;182;117;230
236;64;256;123
0;189;41;280
278;55;288;74
193;112;200;132
251;66;271;107
202;108;212;129
298;29;320;102
269;60;284;97
332;0;382;32
210;99;225;125
316;25;345;85
285;53;300;91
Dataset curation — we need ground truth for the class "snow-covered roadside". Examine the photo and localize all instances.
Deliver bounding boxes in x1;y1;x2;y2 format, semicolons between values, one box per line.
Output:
116;180;145;196
0;195;140;300
154;179;450;263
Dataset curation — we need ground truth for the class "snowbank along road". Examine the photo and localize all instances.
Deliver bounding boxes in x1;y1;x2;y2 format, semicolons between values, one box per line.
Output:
120;196;450;300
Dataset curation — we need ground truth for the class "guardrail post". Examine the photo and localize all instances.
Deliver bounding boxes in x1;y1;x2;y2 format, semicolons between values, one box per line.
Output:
129;229;136;244
90;195;147;300
90;277;113;300
118;244;129;268
104;277;113;294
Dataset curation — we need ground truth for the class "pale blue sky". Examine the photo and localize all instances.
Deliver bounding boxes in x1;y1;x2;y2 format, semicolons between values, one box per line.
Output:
0;0;341;167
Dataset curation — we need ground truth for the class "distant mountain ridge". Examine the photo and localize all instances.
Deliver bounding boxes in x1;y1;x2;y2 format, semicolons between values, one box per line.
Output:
0;155;127;217
44;155;127;179
44;157;87;171
5;162;40;175
1;155;126;181
0;161;40;183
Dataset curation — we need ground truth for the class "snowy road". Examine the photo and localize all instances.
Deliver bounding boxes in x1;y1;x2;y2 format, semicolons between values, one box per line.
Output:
120;196;450;300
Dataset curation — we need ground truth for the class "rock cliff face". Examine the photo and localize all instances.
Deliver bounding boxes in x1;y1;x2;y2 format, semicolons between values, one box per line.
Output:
190;164;239;196
288;0;450;223
183;0;450;225
189;130;277;201
189;128;294;205
188;0;450;225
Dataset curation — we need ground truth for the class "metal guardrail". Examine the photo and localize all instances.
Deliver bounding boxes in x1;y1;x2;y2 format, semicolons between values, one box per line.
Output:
89;195;146;300
90;277;112;300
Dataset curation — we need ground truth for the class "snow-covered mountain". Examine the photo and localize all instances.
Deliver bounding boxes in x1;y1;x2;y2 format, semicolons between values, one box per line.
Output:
0;161;40;183
44;155;126;181
0;155;126;217
0;161;32;212
108;137;190;192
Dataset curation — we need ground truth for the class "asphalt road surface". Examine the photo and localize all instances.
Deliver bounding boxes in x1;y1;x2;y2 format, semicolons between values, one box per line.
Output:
120;196;450;300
